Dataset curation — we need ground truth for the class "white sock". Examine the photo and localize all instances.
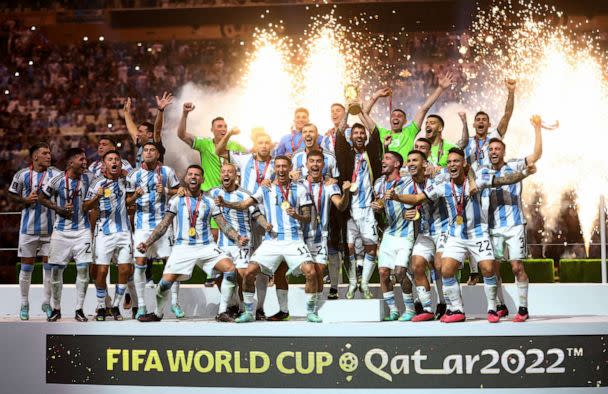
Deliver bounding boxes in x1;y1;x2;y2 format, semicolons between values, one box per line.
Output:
483;275;498;312
347;255;357;286
315;292;323;312
127;275;138;306
112;284;127;307
403;292;415;313
433;270;446;304
383;291;398;313
75;265;89;310
361;254;375;288
219;272;236;314
255;274;268;310
516;279;529;308
417;286;432;312
19;264;34;306
305;292;315;314
50;265;64;310
277;289;289;313
96;287;107;310
442;276;463;312
496;275;505;306
154;279;173;318
42;264;52;304
243;291;256;314
328;253;341;288
171;281;180;305
134;264;147;308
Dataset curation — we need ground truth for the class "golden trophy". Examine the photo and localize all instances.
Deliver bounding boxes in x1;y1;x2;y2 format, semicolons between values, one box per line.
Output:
344;84;361;115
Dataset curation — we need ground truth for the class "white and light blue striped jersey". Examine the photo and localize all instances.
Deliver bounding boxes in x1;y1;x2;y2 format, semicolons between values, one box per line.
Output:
350;152;373;211
126;165;180;231
229;151;275;194
252;182;312;241
488;158;527;230
321;127;352;152
373;176;414;237
301;179;341;244
88;159;133;177
420;173;451;236
423;170;494;239
463;129;501;170
43;171;95;232
208;187;260;248
9;166;61;235
85;176;131;235
292;149;340;179
167;194;220;246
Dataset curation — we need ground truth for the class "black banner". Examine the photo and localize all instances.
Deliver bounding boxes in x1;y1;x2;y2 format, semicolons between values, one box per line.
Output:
47;334;607;388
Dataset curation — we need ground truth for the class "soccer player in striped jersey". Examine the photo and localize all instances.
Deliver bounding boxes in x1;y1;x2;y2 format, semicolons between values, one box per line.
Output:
463;80;516;169
301;150;351;300
136;165;244;322
390;147;535;323
372;151;418;321
487;115;543;322
84;151;134;321
88;137;133;177
39;148;95;322
9;142;61;320
215;156;322;323
126;142;180;319
321;103;352;152
291;123;339;180
209;163;270;321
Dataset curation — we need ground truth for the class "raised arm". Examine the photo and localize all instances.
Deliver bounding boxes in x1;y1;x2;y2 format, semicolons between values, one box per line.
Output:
154;92;174;143
123;97;139;144
525;115;543;165
363;87;392;116
330;181;352;212
412;72;454;129
177;102;196;147
496;79;516;137
456;111;470;149
358;106;376;133
214;127;239;157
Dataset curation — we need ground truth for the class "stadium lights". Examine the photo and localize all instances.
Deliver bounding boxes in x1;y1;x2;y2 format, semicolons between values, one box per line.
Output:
14;72;19;77
83;36;89;42
135;66;140;71
137;42;142;47
99;36;105;41
30;26;36;31
4;90;9;95
108;123;113;128
28;61;33;66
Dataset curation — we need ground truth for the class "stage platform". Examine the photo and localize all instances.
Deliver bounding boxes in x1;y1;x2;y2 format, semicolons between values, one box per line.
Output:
0;283;607;393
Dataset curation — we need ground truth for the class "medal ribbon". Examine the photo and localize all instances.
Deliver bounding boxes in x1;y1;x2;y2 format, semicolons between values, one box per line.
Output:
308;178;323;222
412;179;426;212
291;130;303;153
351;153;365;184
254;157;270;185
450;179;466;221
278;182;291;205
64;172;80;203
475;136;486;160
29;165;47;194
185;195;202;232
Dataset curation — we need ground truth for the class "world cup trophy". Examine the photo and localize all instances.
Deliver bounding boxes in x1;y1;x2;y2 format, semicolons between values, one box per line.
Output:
344;84;361;115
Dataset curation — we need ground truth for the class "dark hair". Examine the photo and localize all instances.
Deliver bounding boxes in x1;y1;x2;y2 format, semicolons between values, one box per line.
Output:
475;111;490;120
488;137;506;149
211;117;225;127
29;142;50;157
140;121;154;134
302;123;318;133
351;122;366;133
427;114;444;128
392;109;406;117
98;136;117;147
142;141;160;151
306;149;324;161
294;107;309;116
102;150;121;161
187;164;204;176
386;151;404;168
448;147;465;158
274;155;292;166
416;137;432;147
407;149;428;161
65;148;85;163
331;103;345;110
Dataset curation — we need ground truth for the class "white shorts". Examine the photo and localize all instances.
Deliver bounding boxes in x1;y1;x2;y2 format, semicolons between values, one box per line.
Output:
307;241;328;265
133;229;173;259
347;207;378;246
250;239;313;275
223;244;251;269
490;225;527;261
442;235;495;265
164;244;229;281
93;231;133;265
48;229;92;265
18;233;50;258
412;232;448;263
378;233;414;270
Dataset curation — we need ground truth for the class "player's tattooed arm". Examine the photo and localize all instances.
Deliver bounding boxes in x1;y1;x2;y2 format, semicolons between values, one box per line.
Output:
497;79;516;137
255;214;273;232
215;214;248;245
167;187;179;197
456;112;470;149
126;188;144;207
492;168;534;187
387;188;427;205
8;191;37;208
286;204;311;223
336;109;349;135
331;181;352;211
142;212;175;248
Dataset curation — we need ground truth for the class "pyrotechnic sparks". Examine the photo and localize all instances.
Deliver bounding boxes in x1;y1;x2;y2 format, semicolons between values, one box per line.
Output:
462;0;608;255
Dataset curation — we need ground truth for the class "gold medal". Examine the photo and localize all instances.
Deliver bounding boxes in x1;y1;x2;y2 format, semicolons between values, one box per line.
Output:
281;201;290;210
413;210;421;221
104;188;111;198
350;183;358;193
188;227;197;237
456;215;464;225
